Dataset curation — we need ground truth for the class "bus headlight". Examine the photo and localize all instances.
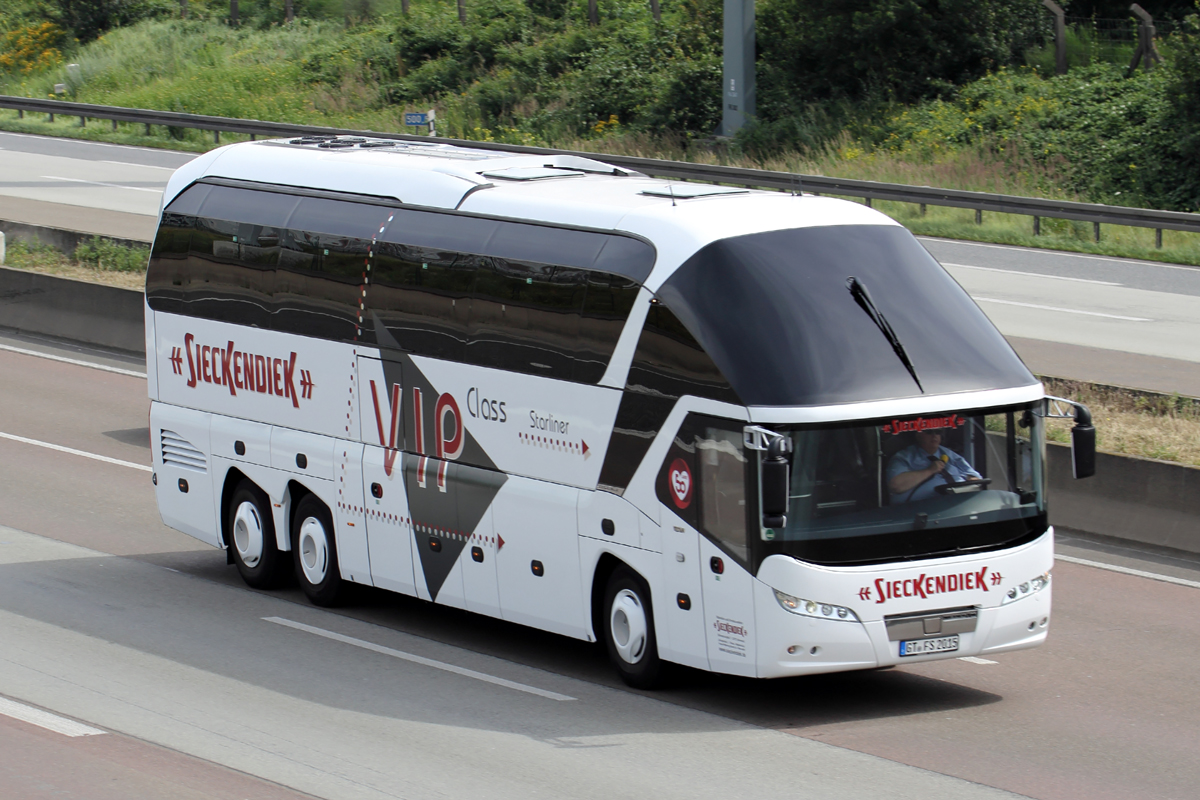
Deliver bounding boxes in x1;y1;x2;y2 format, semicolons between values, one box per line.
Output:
1002;571;1051;604
774;589;859;622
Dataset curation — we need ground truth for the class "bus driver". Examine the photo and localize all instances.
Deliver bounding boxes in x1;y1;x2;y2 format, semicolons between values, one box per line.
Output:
887;429;982;503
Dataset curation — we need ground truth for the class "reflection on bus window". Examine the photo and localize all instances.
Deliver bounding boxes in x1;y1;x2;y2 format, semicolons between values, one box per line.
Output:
697;426;748;562
763;405;1046;565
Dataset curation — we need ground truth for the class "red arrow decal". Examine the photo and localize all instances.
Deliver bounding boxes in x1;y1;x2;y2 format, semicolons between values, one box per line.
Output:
497;534;505;551
581;440;589;456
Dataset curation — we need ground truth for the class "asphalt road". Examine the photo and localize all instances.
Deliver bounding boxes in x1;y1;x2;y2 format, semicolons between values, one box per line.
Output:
1;336;1199;800
1;131;1198;394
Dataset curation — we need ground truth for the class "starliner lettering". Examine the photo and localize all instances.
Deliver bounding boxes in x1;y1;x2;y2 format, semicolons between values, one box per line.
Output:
860;566;1003;605
175;333;312;408
881;414;965;436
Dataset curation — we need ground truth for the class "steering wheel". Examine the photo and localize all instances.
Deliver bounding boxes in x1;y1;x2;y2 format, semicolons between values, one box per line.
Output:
935;478;992;495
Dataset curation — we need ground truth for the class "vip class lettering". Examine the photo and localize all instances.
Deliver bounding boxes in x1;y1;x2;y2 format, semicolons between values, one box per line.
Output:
466;387;507;423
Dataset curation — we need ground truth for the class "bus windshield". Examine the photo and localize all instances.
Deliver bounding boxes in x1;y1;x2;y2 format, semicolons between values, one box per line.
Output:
760;403;1047;566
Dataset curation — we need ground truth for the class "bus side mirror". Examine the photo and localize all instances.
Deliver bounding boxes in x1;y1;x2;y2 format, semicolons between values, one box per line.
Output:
762;437;790;528
1071;403;1096;479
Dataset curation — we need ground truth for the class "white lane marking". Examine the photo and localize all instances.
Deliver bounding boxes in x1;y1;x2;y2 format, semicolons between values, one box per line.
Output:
0;696;106;737
1057;554;1200;590
101;160;176;170
942;263;1122;286
958;656;998;665
0;431;152;472
264;616;577;701
0;343;146;378
0;130;195;157
974;297;1152;322
918;236;1200;273
42;175;162;193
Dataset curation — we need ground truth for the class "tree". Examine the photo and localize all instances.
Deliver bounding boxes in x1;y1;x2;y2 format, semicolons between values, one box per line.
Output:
49;0;166;42
757;0;1046;111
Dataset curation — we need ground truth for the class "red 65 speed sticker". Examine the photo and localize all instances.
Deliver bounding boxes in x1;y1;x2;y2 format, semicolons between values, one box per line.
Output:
669;458;693;509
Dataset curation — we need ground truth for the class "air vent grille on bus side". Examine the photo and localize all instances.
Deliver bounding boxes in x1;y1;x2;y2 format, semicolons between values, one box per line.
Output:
160;430;207;473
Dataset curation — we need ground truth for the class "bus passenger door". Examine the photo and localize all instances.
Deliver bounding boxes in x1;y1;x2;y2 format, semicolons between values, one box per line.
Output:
362;444;416;596
359;355;415;595
492;476;585;638
695;424;757;677
657;519;710;671
457;463;503;618
405;455;466;610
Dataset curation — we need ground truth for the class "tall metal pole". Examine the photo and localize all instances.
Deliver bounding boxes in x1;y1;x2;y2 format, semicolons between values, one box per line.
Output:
721;0;755;136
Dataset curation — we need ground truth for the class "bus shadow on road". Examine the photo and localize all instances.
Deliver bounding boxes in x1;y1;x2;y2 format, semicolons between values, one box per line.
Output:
654;665;1003;730
121;549;1002;731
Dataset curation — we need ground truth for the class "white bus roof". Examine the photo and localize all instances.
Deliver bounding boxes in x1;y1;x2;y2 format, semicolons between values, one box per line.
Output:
163;136;898;289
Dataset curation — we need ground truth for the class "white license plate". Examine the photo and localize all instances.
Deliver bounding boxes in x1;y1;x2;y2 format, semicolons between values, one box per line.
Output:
899;635;959;657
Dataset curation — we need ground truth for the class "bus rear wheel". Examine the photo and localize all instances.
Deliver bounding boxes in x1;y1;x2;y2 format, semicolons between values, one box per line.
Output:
603;567;662;689
292;495;345;607
228;480;288;589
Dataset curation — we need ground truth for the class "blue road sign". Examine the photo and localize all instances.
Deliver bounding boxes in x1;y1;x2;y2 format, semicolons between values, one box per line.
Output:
404;113;429;126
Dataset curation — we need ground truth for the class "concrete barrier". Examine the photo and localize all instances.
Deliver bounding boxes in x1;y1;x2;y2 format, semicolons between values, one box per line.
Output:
0;219;150;257
1048;443;1200;554
1;265;1197;556
0;266;144;354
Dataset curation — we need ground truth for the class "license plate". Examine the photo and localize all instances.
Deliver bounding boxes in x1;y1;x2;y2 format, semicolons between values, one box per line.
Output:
899;635;959;657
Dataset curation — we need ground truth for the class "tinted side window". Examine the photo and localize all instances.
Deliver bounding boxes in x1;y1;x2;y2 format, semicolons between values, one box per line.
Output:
370;243;476;360
576;272;640;384
467;259;586;380
628;302;740;404
696;425;749;563
654;415;752;566
177;217;276;328
145;211;195;313
275;230;369;342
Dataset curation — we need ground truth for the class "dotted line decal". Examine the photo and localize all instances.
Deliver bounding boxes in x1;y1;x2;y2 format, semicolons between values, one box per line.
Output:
338;213;395;518
518;432;584;454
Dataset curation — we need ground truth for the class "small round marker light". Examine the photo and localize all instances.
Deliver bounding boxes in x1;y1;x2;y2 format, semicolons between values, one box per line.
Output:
1020;582;1030;594
821;605;833;616
837;608;849;619
805;600;818;614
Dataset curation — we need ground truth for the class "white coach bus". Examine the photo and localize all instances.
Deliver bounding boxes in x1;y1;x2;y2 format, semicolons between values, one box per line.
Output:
146;135;1096;686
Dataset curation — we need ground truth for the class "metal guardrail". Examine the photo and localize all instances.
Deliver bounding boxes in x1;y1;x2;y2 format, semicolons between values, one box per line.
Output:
4;94;1200;243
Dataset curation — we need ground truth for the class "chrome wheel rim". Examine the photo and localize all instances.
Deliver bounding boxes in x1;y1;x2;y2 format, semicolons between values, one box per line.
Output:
232;500;264;567
298;515;329;586
609;588;647;664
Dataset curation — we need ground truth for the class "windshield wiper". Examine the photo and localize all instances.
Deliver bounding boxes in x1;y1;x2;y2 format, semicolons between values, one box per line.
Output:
846;276;923;392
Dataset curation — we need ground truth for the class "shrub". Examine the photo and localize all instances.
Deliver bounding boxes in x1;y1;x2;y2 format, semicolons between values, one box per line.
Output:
0;22;66;74
74;237;150;272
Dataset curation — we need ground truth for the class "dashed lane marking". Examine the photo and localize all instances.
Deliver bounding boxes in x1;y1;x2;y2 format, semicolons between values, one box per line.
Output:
41;175;162;193
0;696;106;737
0;431;152;472
958;656;999;665
942;263;1122;286
1057;554;1200;590
0;343;146;378
264;616;576;701
974;297;1152;322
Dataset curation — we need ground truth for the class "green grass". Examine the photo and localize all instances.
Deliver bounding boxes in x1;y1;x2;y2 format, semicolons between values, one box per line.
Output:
3;236;149;275
4;15;1200;266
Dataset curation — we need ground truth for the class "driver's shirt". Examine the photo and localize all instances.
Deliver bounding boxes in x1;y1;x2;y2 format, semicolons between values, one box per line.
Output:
887;445;982;503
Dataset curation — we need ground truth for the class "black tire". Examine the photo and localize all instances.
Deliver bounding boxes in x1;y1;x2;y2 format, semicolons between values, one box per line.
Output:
227;480;288;589
602;567;662;689
291;494;345;607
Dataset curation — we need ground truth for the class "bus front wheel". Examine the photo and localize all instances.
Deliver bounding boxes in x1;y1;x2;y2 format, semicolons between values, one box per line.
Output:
603;567;662;689
292;495;345;607
228;480;288;589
